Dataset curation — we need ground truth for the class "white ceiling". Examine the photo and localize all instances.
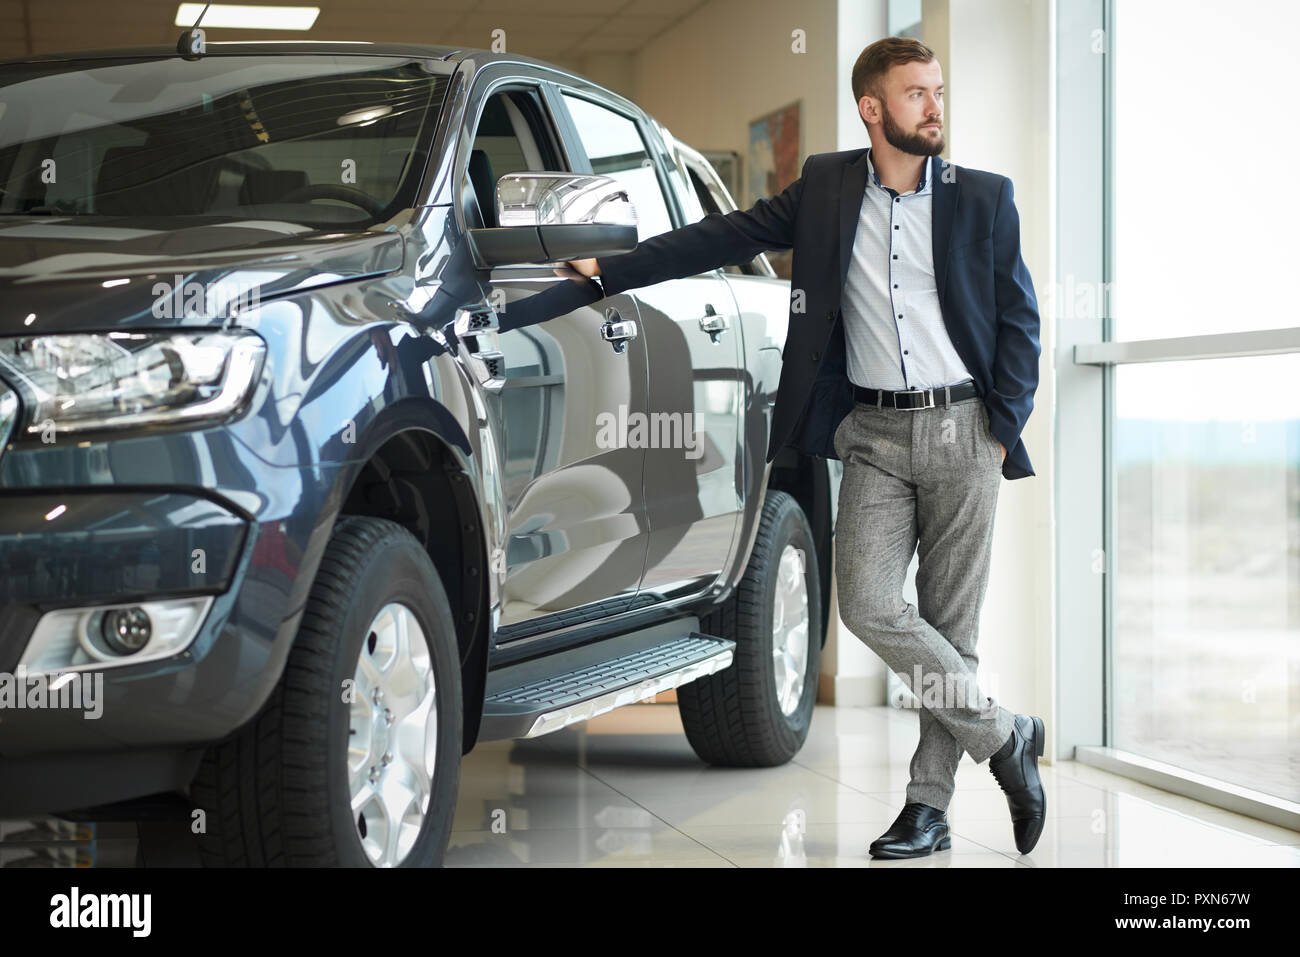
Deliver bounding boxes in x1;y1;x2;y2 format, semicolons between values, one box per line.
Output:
0;0;711;61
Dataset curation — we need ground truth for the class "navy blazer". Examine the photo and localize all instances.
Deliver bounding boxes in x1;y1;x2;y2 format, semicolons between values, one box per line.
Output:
595;146;1042;480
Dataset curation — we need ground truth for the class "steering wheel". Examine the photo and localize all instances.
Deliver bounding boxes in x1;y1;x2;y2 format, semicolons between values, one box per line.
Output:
278;183;388;219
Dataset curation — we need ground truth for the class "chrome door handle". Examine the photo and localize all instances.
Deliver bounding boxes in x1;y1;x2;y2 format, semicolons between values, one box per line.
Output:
698;303;729;342
600;309;638;355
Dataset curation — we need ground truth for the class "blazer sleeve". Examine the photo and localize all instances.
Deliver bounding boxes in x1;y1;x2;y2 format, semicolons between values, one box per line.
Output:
984;176;1042;453
596;154;811;297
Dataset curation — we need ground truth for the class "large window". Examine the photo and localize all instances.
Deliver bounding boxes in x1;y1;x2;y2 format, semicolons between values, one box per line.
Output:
1113;355;1299;803
1113;1;1300;340
1109;0;1300;804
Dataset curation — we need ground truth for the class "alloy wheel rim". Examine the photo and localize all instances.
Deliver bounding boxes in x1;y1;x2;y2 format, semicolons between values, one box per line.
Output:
346;602;438;867
771;544;810;716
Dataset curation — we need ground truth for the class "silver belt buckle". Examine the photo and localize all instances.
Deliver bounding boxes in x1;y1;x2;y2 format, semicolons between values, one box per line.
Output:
894;388;934;410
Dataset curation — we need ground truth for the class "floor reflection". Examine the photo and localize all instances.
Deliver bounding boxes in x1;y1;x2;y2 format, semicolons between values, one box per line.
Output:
5;704;1298;868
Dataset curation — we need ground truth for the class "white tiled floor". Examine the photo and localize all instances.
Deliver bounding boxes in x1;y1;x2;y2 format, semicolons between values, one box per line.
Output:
446;703;1300;868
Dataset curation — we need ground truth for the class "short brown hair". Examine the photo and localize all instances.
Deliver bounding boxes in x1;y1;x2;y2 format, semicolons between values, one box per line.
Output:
851;37;936;104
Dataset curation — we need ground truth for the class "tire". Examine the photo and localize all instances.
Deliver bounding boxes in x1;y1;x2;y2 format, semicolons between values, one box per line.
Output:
190;516;462;867
677;490;822;766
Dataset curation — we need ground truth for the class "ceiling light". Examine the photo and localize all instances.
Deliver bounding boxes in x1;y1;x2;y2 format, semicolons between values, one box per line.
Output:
174;4;321;31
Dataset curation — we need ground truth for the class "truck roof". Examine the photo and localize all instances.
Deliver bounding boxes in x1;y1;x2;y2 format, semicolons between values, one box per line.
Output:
0;41;556;68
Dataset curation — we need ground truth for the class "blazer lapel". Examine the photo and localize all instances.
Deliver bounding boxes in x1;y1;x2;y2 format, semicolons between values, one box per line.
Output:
931;155;959;307
836;150;870;302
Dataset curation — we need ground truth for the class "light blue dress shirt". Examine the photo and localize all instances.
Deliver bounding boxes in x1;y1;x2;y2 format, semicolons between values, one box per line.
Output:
841;148;973;391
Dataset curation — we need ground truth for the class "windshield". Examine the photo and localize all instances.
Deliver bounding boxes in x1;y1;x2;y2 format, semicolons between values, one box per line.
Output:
0;54;450;226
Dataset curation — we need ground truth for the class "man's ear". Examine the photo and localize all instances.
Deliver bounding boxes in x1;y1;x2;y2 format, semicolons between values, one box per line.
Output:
858;94;879;126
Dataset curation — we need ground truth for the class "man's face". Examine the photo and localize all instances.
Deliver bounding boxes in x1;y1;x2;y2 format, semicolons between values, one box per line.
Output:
870;59;945;156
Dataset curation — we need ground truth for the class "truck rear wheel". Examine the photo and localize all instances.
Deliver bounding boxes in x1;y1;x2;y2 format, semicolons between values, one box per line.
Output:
678;490;821;766
190;516;462;867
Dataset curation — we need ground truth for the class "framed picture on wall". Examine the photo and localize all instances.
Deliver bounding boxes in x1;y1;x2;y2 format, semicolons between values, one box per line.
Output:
748;100;802;279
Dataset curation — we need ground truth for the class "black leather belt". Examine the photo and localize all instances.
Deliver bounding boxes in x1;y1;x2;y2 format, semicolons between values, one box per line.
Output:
852;379;979;410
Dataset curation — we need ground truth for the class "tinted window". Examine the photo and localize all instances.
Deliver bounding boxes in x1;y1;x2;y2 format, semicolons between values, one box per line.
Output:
560;92;673;242
463;89;558;228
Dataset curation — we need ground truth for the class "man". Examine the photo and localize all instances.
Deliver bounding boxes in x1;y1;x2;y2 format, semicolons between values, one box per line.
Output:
564;37;1046;859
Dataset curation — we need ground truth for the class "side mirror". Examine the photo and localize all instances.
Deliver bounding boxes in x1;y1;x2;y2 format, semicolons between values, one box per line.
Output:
468;172;639;266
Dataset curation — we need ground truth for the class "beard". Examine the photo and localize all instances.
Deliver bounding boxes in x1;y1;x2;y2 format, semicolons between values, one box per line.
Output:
881;102;945;156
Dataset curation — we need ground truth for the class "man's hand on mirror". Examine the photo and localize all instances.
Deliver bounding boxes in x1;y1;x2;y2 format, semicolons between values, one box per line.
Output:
553;258;600;280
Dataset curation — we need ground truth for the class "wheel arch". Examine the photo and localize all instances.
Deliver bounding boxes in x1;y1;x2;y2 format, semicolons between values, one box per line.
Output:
331;419;491;756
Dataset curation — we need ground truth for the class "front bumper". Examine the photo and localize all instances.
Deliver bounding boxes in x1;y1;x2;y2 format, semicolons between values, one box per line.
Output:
0;491;299;815
0;491;245;665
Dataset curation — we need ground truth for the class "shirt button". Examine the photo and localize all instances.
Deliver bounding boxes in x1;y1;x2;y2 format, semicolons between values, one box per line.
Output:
903;350;909;355
893;283;899;288
892;254;899;259
894;225;900;229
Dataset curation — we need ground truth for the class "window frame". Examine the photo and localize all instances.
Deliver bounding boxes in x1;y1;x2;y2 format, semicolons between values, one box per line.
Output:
547;84;689;237
450;69;571;237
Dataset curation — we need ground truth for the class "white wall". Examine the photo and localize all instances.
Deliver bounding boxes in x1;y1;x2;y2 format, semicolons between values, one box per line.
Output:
555;52;636;101
622;0;842;178
941;0;1057;756
827;0;891;707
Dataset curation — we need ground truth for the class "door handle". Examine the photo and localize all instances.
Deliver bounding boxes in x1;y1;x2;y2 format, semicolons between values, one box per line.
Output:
698;303;729;343
600;308;638;355
453;305;506;392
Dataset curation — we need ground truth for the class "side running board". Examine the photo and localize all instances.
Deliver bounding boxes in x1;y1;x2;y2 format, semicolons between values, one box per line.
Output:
480;623;735;741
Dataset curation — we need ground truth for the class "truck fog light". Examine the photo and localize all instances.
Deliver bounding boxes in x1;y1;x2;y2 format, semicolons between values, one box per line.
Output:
18;597;214;675
96;607;152;656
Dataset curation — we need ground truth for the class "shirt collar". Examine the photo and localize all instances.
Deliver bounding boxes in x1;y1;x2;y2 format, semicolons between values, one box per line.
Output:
865;147;932;196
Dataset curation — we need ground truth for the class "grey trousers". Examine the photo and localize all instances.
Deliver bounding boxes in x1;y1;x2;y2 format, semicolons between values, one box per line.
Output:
832;389;1017;812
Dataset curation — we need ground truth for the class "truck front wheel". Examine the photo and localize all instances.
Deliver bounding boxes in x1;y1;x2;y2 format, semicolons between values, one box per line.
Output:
190;516;462;867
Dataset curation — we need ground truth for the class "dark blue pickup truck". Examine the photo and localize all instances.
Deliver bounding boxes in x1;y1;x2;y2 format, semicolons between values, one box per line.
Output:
0;41;840;867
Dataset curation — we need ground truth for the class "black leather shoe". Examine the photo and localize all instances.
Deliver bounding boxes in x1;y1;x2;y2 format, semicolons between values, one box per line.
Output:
868;802;951;859
988;714;1047;853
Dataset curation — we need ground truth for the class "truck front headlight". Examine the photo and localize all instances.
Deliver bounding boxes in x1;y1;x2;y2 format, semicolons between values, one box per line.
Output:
0;331;265;439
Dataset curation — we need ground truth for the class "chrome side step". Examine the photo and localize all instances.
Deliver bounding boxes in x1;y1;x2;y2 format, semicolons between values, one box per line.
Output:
480;627;735;741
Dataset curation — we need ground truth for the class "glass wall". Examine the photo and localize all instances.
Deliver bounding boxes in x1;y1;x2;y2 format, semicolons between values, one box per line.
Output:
1111;0;1300;802
1113;355;1299;802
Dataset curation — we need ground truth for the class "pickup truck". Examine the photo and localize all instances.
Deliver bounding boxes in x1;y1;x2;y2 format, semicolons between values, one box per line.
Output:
0;41;841;867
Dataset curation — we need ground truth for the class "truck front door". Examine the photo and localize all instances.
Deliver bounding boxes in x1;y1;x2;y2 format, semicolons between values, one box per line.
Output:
455;75;652;641
555;89;746;607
